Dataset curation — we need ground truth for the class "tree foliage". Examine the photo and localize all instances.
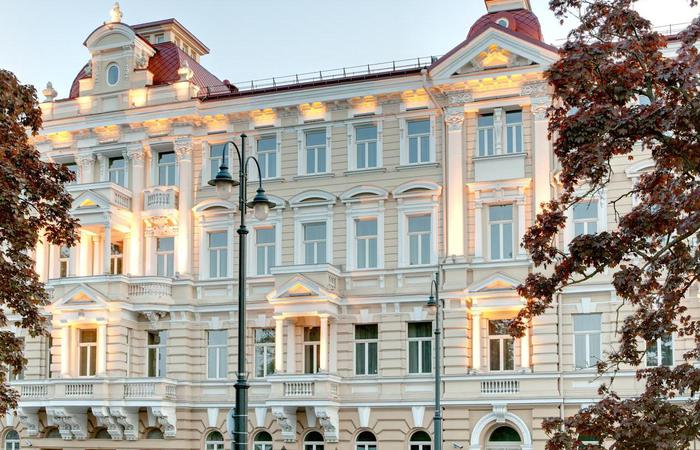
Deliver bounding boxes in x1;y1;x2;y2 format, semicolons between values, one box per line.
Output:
0;69;78;412
510;0;700;448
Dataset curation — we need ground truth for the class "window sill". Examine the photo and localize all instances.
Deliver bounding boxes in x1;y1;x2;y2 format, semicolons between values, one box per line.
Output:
293;172;335;181
344;167;387;176
473;152;527;161
396;162;439;171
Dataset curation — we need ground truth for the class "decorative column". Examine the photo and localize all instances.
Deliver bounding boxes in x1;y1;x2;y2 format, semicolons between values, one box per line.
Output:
68;245;78;277
328;319;337;373
286;321;296;373
517;193;527;259
97;322;107;376
144;228;155;276
60;325;70;377
103;222;112;275
522;82;552;212
275;317;285;373
97;154;108;182
78;230;91;276
445;101;467;260
34;236;48;282
92;235;101;275
471;311;481;371
520;320;530;370
127;145;146;276
474;196;484;262
175;138;193;277
319;315;329;372
76;153;95;184
493;108;504;155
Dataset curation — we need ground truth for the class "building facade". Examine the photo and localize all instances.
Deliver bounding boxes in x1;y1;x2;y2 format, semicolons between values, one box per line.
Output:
3;1;695;449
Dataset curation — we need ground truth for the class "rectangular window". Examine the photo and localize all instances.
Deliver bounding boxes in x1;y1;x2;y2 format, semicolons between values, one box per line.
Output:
108;157;126;187
64;163;79;184
478;113;495;156
207;330;228;379
356;218;378;269
646;334;673;367
8;338;24;381
157;151;177;186
355;324;378;375
254;328;275;378
147;330;167;377
305;129;327;174
59;246;70;277
255;227;276;275
125;329;132;377
209;144;227;181
46;336;53;378
208;231;228;278
303;222;326;265
407;119;430;164
304;327;320;374
489;204;514;260
408;322;432;374
154;33;165;44
156;237;175;277
257;135;277;179
79;329;97;377
573;201;598;236
355;124;378;169
110;241;123;275
573;314;602;369
505;110;523;154
488;320;515;371
408;214;431;266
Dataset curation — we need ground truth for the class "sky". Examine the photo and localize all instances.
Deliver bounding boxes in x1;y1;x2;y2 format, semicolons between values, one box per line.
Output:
0;0;696;99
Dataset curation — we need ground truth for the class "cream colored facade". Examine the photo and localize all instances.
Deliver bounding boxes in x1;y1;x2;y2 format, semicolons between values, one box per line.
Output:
4;1;696;450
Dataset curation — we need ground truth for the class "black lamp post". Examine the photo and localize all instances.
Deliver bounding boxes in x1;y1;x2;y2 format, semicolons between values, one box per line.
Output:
209;134;275;450
426;271;442;450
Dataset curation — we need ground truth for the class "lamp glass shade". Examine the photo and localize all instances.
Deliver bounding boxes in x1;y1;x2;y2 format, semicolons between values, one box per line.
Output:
426;295;437;311
253;202;270;221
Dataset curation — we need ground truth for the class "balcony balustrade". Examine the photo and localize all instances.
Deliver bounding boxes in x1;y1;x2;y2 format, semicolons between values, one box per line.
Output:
143;185;179;211
12;378;178;405
268;374;340;402
67;181;133;210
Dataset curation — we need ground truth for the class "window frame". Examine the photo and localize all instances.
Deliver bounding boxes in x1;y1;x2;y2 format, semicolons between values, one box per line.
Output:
407;322;433;375
303;326;321;374
156;236;175;278
204;142;230;188
299;127;331;176
401;115;436;166
348;121;383;171
487;203;515;261
78;329;98;377
110;241;124;275
645;333;674;367
106;63;120;86
355;431;377;450
487;319;515;372
255;133;281;180
292;197;334;266
147;330;167;378
572;314;602;370
254;328;276;378
254;431;273;450
108;156;127;187
566;191;608;244
477;113;495;157
247;207;283;278
207;230;229;279
396;189;440;268
205;430;225;450
408;430;432;450
156;150;177;186
354;324;379;376
206;329;228;379
3;429;20;450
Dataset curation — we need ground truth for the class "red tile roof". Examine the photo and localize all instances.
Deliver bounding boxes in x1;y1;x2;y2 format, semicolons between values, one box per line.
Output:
467;8;543;42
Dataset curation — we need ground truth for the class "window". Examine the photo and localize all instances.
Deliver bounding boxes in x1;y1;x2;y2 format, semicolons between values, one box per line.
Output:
79;329;97;377
408;215;431;266
125;329;132;377
110;241;123;275
355;124;378;169
573;201;598;236
64;162;79;184
505;110;523;154
488;320;515;371
356;218;378;269
489;204;514;260
303;222;327;265
46;336;53;378
305;431;325;450
209;144;227;182
408;322;432;374
154;33;165;44
156;237;175;277
108;157;126;187
305;129;327;174
7;339;24;381
147;330;167;377
355;324;378;375
573;314;602;369
304;327;321;374
208;231;228;278
478;113;495;156
255;227;276;275
409;431;431;450
207;330;228;379
407;119;431;164
254;431;273;450
496;17;510;27
106;63;119;86
356;431;377;450
59;246;70;277
157;151;177;186
489;426;520;443
646;334;673;367
4;430;19;450
257;135;278;179
254;328;275;377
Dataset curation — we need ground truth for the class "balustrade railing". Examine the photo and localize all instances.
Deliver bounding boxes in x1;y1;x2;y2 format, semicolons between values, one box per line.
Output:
123;382;155;398
284;381;314;397
480;379;520;395
64;383;94;397
19;384;48;399
143;186;179;210
128;277;173;298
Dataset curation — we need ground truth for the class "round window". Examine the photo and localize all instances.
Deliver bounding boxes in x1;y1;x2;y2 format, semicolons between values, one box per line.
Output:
106;63;120;86
497;17;510;28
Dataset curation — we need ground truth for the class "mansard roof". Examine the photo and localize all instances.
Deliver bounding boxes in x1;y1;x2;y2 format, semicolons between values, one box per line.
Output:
468;8;543;43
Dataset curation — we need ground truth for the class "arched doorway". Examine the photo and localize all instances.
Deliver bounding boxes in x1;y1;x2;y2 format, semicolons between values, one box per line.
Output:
485;426;521;450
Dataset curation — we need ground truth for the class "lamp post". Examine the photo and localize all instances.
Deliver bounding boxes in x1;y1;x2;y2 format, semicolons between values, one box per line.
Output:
209;134;276;450
426;271;442;450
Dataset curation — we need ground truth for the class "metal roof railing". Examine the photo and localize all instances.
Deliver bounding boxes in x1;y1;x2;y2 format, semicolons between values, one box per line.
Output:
198;55;439;99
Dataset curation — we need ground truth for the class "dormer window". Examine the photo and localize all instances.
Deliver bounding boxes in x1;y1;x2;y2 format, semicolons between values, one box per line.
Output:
497;17;510;28
106;63;120;86
154;33;165;44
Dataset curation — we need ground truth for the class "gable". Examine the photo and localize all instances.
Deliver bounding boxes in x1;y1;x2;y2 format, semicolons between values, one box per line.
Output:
469;272;522;293
71;190;111;211
267;274;337;302
53;284;109;309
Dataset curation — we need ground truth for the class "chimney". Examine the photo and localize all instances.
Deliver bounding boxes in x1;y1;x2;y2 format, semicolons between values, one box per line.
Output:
484;0;531;13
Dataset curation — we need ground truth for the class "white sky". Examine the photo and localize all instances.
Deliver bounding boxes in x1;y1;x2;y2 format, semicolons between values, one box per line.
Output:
0;0;696;98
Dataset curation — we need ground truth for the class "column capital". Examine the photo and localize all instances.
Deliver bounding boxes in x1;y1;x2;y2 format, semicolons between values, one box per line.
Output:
174;137;193;161
445;110;465;131
126;144;146;162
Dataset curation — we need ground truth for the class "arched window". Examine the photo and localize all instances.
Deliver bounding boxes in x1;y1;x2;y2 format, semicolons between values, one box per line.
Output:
304;431;324;450
205;430;225;450
487;426;521;449
106;63;120;86
496;17;510;28
145;428;164;439
4;430;19;450
254;430;273;450
44;427;61;439
409;431;431;450
356;430;377;450
94;427;111;439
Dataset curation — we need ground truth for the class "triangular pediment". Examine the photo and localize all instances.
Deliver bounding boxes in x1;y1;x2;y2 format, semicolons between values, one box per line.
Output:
469;272;522;293
267;274;336;302
52;284;109;309
71;190;110;211
429;26;558;82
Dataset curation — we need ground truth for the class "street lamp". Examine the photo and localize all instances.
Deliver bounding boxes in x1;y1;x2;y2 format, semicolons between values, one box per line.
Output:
426;271;442;450
209;134;275;450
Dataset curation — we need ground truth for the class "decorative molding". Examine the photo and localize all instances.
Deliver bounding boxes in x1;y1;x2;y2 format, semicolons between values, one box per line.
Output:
142;311;169;326
110;407;138;441
150;406;177;438
174;138;193;161
16;408;39;437
314;406;339;443
445;90;473;105
46;407;87;441
271;407;297;442
520;80;549;98
445;113;465;131
93;406;123;440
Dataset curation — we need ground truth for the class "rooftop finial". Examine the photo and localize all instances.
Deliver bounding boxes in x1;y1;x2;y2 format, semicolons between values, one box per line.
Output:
109;1;123;23
42;82;57;102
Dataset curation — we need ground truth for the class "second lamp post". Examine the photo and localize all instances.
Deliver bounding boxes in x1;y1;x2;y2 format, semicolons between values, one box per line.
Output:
426;271;443;450
209;134;276;450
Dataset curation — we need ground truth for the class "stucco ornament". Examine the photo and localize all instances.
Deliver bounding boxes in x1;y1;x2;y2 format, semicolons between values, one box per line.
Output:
109;2;123;23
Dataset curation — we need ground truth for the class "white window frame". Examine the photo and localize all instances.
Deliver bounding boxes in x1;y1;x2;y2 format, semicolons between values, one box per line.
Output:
108;156;127;187
155;150;177;186
197;206;235;281
106;63;120;86
477;112;496;157
253;433;273;450
3;430;19;450
407;322;433;375
247;203;284;277
202;141;232;187
207;329;228;379
207;230;229;279
487;203;515;261
354;324;379;376
254;328;276;378
398;203;438;268
78;329;97;377
346;202;385;271
110;241;124;275
205;431;225;450
566;190;608;244
298;126;332;176
399;114;436;166
573;314;602;369
254;131;281;180
293;203;334;266
645;333;674;367
147;330;167;378
303;326;321;374
347;120;383;171
487;319;515;372
476;108;524;157
505;110;524;154
155;236;175;278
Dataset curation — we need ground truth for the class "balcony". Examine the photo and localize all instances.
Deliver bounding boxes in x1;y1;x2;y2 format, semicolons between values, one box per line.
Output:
473;152;526;182
143;185;179;211
267;374;341;403
128;276;174;303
